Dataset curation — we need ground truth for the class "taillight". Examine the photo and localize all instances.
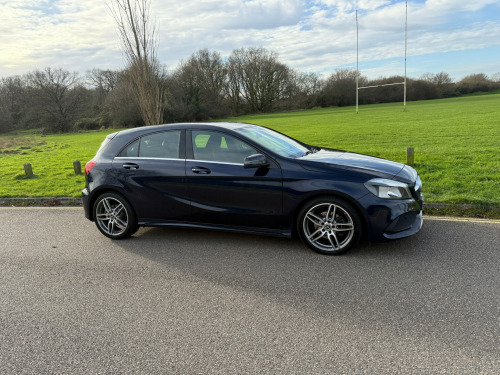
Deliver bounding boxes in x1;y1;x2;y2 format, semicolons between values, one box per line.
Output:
85;161;97;176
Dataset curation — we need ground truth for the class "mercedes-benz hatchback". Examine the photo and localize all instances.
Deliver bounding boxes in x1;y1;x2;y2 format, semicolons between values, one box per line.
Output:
82;122;423;255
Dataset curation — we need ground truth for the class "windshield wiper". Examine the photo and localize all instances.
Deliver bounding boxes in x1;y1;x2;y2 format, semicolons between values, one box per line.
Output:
305;147;319;155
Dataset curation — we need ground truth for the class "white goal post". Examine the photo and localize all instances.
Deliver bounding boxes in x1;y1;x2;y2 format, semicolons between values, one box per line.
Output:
356;0;407;113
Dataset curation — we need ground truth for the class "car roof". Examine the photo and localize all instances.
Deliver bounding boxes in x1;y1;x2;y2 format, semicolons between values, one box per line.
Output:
101;122;263;156
110;122;257;138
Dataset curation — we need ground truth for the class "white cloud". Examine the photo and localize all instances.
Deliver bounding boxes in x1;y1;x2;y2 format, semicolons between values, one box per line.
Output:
151;0;303;31
0;0;499;79
316;0;391;12
234;0;304;29
423;0;499;13
0;0;120;74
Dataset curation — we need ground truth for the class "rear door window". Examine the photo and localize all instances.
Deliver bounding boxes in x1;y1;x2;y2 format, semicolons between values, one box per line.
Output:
118;131;181;159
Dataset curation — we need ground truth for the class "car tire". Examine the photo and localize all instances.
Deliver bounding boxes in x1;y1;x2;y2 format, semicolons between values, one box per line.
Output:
297;196;362;255
93;192;138;239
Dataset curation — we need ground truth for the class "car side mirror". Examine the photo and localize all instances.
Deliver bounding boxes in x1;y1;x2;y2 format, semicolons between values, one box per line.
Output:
244;154;269;168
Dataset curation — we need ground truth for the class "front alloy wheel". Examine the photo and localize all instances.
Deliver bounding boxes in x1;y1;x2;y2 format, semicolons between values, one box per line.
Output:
298;197;361;255
93;192;138;239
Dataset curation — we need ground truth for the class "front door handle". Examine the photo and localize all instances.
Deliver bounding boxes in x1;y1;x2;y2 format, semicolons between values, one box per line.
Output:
123;163;139;170
191;166;211;174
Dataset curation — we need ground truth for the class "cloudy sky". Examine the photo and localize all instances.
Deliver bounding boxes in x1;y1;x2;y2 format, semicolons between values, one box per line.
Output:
1;0;499;81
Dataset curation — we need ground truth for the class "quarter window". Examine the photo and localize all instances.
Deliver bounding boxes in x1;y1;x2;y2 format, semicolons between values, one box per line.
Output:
118;140;139;157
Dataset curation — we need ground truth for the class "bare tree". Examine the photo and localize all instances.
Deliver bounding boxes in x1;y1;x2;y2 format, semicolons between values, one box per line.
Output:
274;70;322;110
457;73;493;94
85;69;120;122
86;69;119;96
0;76;28;132
319;69;362;107
226;58;243;115
27;68;82;132
228;47;290;113
166;49;228;121
102;70;143;128
108;0;165;125
420;72;455;98
187;49;227;113
491;72;500;83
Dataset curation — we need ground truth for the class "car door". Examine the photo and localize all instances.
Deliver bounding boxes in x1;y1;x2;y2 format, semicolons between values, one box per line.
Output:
112;129;190;221
186;129;284;229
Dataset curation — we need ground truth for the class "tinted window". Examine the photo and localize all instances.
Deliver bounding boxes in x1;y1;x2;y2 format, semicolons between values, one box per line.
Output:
192;131;257;164
118;131;181;159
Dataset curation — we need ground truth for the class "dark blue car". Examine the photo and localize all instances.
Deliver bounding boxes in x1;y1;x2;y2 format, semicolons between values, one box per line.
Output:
82;122;423;254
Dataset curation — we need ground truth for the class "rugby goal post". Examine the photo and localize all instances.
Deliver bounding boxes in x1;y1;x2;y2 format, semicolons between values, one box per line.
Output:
356;0;407;113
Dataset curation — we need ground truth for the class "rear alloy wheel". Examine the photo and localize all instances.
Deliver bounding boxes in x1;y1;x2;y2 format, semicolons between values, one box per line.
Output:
93;192;138;239
298;197;362;255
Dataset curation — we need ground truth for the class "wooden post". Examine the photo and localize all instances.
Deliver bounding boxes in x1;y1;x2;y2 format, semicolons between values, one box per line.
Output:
73;160;82;175
406;147;414;166
24;162;33;177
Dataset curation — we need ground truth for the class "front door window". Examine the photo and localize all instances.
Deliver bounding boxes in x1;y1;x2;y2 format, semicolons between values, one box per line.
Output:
192;130;257;164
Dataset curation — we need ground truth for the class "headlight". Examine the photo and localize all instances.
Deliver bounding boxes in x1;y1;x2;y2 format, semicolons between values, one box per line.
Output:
364;178;412;199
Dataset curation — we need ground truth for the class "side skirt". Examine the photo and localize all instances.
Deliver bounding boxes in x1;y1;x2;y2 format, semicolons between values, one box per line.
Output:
137;220;292;238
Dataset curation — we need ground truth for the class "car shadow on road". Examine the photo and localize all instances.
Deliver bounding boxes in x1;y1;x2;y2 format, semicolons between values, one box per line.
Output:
112;224;431;308
118;224;425;260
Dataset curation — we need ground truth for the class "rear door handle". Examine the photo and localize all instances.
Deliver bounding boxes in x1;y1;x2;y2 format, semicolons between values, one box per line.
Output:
123;163;139;170
191;167;211;174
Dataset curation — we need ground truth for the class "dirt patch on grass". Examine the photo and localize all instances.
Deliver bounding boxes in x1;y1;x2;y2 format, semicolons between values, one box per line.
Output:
0;136;46;150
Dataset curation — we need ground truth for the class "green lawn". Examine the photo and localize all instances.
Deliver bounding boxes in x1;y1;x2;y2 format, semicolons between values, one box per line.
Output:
0;130;116;198
1;94;499;215
225;94;500;207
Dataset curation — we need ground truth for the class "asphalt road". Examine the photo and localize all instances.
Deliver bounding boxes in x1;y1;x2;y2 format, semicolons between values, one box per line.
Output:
1;208;499;374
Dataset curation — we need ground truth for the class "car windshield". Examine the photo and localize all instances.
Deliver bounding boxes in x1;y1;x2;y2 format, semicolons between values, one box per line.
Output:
235;126;310;158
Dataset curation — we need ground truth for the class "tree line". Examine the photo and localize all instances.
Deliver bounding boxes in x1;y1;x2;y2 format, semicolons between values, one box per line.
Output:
1;46;499;134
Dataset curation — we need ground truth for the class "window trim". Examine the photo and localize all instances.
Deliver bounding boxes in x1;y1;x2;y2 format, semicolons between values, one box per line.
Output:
185;158;244;166
114;156;184;162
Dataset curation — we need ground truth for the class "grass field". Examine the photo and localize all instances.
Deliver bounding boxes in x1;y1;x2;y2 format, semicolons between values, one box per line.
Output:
1;93;499;215
0;131;110;198
226;94;500;208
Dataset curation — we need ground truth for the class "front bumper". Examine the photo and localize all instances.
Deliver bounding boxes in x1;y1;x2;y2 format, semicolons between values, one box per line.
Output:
359;192;423;242
383;210;423;240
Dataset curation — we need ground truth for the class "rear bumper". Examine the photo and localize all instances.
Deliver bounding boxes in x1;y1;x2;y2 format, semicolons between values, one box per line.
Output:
82;188;92;221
